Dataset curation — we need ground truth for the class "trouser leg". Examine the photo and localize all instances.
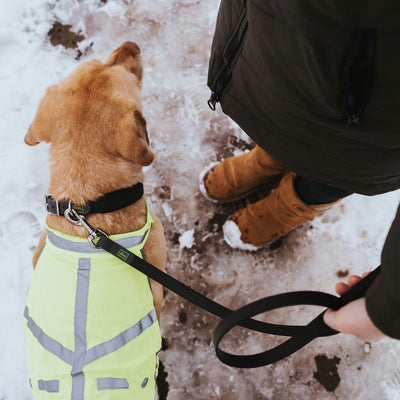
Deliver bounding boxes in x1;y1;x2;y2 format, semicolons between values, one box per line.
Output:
294;176;353;205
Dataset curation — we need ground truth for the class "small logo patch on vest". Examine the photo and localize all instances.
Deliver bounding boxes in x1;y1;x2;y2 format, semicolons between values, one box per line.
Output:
118;249;130;261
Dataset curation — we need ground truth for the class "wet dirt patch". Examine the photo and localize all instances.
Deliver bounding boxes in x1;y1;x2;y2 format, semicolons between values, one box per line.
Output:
336;269;349;278
156;359;169;400
156;185;171;200
313;354;341;392
169;231;180;246
178;309;188;324
228;134;253;152
48;21;85;49
48;21;92;59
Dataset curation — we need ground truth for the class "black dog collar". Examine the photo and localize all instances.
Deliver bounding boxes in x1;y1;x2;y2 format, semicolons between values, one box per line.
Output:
45;182;144;216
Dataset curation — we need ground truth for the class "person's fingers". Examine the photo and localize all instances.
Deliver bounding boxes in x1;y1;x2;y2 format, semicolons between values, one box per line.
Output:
347;275;362;287
335;282;349;295
335;271;373;296
335;275;361;295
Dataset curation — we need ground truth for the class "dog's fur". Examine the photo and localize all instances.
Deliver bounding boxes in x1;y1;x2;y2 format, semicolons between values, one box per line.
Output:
25;42;166;320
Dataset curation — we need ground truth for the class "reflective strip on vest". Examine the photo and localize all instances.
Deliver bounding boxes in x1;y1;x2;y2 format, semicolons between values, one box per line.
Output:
97;377;129;390
24;307;74;365
46;228;148;254
24;206;161;399
38;380;59;392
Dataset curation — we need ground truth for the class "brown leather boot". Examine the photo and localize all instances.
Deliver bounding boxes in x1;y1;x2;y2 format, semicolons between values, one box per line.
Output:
223;172;339;250
199;145;286;203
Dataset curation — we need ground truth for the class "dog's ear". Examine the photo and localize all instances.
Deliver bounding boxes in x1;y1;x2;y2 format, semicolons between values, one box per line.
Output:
24;90;54;146
116;110;154;166
24;118;52;146
105;42;143;81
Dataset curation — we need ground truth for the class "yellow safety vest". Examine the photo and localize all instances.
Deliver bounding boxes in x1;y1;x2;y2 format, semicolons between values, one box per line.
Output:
24;208;161;399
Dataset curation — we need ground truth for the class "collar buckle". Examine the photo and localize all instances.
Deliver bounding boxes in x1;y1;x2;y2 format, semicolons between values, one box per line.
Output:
45;194;60;215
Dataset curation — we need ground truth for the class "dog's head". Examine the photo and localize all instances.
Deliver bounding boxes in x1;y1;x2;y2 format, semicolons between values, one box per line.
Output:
24;41;153;167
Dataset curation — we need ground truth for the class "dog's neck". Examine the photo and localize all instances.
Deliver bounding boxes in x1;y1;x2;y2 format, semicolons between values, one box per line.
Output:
46;156;148;238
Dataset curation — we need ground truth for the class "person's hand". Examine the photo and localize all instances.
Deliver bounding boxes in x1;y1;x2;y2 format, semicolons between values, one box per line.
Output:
323;273;387;342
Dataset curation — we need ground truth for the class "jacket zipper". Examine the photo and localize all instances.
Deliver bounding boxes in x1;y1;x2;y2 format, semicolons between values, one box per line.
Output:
208;8;248;111
341;29;376;126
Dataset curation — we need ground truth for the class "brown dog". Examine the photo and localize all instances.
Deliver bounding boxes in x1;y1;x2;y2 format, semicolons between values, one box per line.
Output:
24;42;166;399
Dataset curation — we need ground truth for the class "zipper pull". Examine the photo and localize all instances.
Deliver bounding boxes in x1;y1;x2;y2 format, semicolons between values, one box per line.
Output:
347;113;360;126
207;92;219;111
345;93;360;126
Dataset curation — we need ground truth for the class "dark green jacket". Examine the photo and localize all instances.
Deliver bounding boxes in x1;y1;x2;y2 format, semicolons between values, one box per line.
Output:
208;0;400;338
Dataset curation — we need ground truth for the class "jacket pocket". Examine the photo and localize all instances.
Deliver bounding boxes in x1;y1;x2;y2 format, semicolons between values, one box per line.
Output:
207;0;248;110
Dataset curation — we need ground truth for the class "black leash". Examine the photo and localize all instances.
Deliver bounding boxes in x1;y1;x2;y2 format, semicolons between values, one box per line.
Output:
64;207;381;368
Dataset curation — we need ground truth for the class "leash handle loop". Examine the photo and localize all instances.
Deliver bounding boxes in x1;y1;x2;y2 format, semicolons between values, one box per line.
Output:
213;267;381;367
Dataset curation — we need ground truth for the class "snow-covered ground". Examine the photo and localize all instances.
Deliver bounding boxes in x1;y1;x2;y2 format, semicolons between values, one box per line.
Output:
1;1;400;399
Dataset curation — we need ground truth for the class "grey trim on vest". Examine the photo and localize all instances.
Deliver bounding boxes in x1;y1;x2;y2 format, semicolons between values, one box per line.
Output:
46;229;147;254
83;309;158;365
141;377;149;388
71;373;85;400
38;379;60;392
97;377;129;390
71;258;91;400
24;307;74;365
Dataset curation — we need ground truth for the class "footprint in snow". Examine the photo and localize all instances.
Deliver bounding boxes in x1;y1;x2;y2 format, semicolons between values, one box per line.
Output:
5;211;42;252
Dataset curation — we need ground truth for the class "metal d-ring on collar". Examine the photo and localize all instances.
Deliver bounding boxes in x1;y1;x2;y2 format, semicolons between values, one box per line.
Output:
64;203;108;248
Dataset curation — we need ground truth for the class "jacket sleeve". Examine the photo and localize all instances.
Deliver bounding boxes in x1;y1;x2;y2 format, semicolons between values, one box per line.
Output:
365;203;400;339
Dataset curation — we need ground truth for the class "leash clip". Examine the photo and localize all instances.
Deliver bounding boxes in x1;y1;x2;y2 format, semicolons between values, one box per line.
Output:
64;202;108;248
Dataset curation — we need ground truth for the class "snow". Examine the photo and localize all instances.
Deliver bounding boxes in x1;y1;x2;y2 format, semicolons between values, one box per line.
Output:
1;0;400;399
179;229;195;250
223;220;259;252
198;161;220;203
